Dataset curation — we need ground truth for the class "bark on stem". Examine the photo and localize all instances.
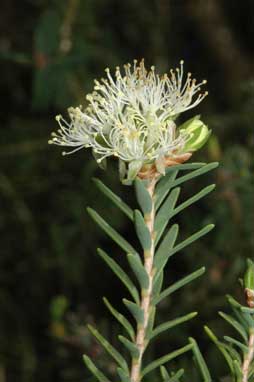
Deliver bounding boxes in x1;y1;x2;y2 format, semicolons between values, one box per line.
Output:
242;330;254;382
130;177;157;382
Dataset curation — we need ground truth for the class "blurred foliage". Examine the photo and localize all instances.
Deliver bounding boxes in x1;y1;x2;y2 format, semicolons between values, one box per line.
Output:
0;0;253;381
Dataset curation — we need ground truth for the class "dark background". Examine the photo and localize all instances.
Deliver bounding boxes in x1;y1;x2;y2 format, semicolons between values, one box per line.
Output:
0;0;253;381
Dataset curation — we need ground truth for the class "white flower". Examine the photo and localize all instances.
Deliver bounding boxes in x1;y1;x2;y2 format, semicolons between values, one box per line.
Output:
49;60;208;180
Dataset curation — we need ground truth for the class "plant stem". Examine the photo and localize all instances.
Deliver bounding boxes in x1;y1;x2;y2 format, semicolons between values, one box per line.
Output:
130;177;157;382
242;329;254;382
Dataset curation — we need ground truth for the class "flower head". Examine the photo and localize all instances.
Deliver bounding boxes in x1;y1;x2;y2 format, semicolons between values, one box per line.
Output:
49;60;210;182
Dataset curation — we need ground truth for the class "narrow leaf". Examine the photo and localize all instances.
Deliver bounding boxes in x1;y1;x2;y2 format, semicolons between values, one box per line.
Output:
127;253;149;290
165;163;206;173
98;249;139;304
160;365;170;380
118;335;140;358
154;224;179;271
117;367;130;382
155;188;180;245
170;162;219;189
153;269;164;299
204;326;234;373
150;312;197;340
134;210;152;251
169;184;215;220
155;170;178;210
154;267;205;305
83;354;111;382
103;297;135;341
141;343;193;377
93;178;133;221
88;208;136;254
123;299;144;324
168;369;185;382
224;336;248;353
88;324;128;372
189;337;211;382
146;305;156;340
135;178;152;215
219;312;248;343
163;224;214;261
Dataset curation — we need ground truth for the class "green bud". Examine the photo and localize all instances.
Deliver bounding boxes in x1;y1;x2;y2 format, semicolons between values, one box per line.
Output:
180;116;211;152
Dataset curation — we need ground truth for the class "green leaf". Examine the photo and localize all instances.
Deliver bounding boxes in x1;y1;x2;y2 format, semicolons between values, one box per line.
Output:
135;179;152;215
165;163;206;173
117;367;130;382
98;249;139;304
134;210;152;251
150;312;197;340
88;325;128;372
224;336;249;353
127;253;149;290
168;369;185;382
141;343;193;377
155;188;180;245
93;178;133;221
164;224;214;260
160;366;185;382
103;297;135;341
83;354;111;382
123;299;144;325
160;365;170;380
154;267;205;305
189;337;212;382
204;326;234;373
155;170;178;210
154;224;179;272
146;305;156;340
169;184;215;221
152;269;164;299
169;162;218;189
88;208;136;254
219;312;248;343
118;335;140;358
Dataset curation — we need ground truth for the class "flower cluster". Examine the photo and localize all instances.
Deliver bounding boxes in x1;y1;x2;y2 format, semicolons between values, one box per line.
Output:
49;60;210;182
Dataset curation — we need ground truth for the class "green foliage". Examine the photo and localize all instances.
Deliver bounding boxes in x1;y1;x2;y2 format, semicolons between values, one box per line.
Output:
84;162;217;381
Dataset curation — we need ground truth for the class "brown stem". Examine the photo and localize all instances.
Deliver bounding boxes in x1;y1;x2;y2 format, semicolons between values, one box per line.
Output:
130;177;157;382
242;330;254;382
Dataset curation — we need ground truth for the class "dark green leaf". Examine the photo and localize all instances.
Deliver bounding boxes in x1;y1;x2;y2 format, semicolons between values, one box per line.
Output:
123;299;144;325
127;253;149;290
189;337;212;382
103;297;135;340
141;343;193;377
155;188;180;245
93;178;133;220
154;267;205;305
170;163;218;190
169;184;215;220
154;224;179;271
83;355;111;382
224;336;248;353
155;170;178;210
88;324;128;372
219;312;248;343
88;208;136;254
150;312;197;340
117;367;130;382
118;335;140;358
135;179;152;215
98;249;139;304
134;210;152;251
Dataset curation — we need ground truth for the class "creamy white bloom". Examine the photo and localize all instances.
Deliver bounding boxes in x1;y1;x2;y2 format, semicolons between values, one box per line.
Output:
49;60;208;166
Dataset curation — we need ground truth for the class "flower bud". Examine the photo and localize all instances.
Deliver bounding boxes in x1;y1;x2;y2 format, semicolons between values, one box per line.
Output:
180;116;211;152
